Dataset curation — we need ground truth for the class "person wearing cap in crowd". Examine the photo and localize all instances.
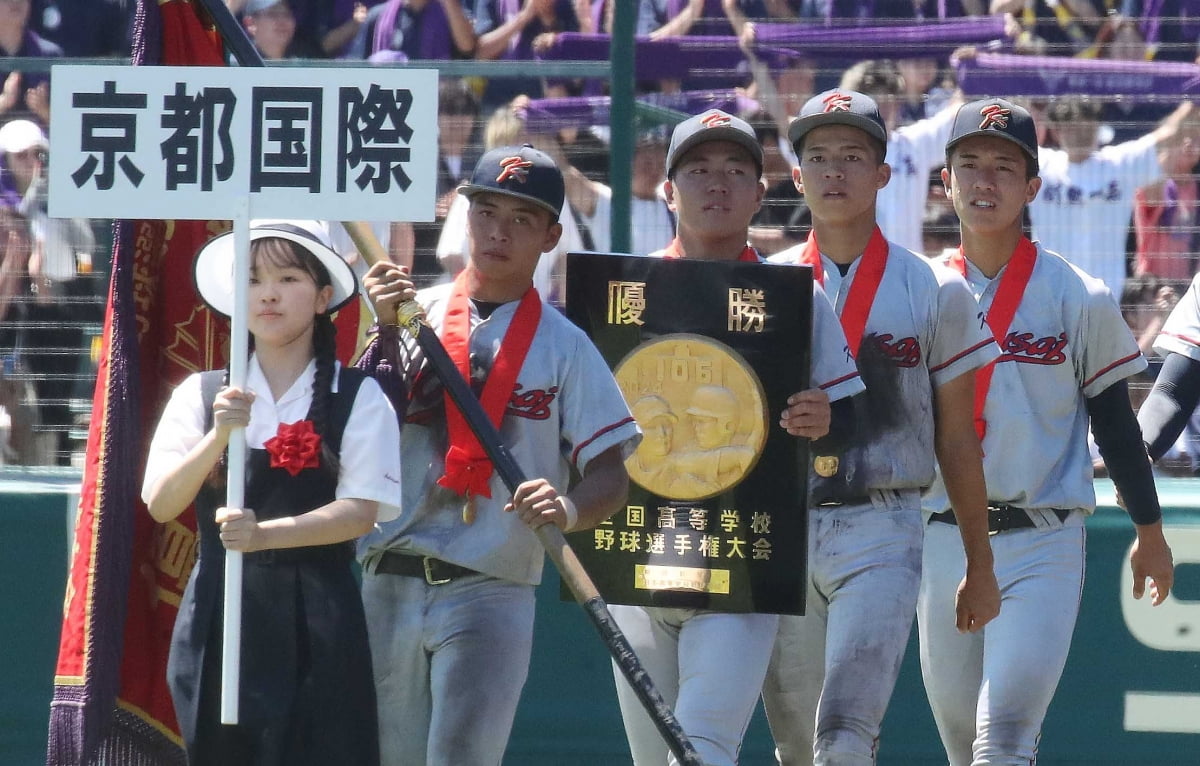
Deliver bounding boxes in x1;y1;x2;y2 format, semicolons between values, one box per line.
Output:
141;219;402;765
606;108;864;766
917;97;1174;766
355;144;641;766
241;0;322;60
0;116;95;464
763;89;1001;765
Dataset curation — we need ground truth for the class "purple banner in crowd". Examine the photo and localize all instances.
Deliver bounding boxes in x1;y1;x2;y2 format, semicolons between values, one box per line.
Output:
539;20;1010;83
519;90;761;134
538;33;748;81
751;16;1009;59
956;52;1200;98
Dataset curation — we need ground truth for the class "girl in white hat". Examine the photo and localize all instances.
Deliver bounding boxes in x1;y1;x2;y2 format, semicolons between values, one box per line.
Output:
141;220;401;765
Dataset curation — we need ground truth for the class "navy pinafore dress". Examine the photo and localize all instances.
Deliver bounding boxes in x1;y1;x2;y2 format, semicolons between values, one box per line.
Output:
167;368;379;766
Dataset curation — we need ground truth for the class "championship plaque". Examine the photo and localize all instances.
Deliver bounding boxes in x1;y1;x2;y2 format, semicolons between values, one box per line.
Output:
564;253;813;615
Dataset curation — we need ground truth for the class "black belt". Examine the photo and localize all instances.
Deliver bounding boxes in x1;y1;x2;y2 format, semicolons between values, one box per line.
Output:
929;505;1070;535
374;551;479;585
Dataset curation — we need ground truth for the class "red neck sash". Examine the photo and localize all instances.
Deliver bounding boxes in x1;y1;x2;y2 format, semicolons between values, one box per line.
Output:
437;269;542;501
948;237;1038;442
662;237;760;262
797;226;889;358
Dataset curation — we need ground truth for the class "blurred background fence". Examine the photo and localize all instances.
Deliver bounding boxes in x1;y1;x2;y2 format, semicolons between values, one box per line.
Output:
3;2;1200;474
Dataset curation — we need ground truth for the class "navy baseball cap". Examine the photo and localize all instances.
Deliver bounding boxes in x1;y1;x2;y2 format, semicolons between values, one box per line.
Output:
458;144;565;219
945;98;1039;174
788;89;888;153
665;109;764;178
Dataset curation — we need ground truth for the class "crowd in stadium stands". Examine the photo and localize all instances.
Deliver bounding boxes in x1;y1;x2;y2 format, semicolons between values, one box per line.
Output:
1;0;1199;469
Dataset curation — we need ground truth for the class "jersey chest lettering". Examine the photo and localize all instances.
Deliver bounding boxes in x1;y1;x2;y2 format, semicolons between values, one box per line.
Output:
407;374;558;422
997;330;1068;365
1039;180;1122;205
507;383;558;420
864;332;922;368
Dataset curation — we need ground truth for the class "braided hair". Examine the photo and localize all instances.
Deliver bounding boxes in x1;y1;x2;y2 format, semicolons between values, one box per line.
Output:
308;310;341;476
207;235;341;486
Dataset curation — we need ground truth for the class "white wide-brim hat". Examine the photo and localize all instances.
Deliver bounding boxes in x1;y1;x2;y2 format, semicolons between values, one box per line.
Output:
193;219;357;318
0;119;48;154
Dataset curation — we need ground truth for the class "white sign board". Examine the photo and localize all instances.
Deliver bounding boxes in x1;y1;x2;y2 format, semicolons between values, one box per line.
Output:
48;65;438;222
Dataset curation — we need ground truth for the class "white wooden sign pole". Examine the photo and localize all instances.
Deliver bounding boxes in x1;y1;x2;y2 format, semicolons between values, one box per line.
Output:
220;197;252;724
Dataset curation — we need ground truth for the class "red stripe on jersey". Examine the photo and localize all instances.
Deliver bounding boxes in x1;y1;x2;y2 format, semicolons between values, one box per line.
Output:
818;370;862;391
571;416;638;465
1082;350;1142;388
930;337;996;374
1159;331;1200;349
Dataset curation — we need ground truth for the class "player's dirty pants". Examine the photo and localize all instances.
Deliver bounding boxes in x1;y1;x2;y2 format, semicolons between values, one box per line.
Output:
361;568;535;766
609;605;780;766
763;489;923;766
918;519;1084;766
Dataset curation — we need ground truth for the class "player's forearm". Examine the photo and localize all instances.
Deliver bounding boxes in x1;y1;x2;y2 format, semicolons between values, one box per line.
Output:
937;434;994;565
934;373;994;566
567;445;630;531
145;431;227;523
1089;381;1162;525
1138;352;1200;461
810;394;857;456
255;498;379;550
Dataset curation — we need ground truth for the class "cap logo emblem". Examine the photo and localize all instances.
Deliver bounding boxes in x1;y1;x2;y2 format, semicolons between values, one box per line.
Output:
979;105;1011;130
822;93;853;113
496;156;534;184
701;112;731;128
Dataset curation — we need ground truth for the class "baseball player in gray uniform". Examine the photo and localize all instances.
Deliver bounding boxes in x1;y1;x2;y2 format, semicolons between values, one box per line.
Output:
608;109;865;766
765;89;1002;766
355;144;642;766
920;98;1175;766
1140;272;1200;465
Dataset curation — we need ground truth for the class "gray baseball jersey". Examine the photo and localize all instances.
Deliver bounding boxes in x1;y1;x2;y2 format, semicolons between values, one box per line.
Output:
1030;136;1160;299
1154;272;1200;361
923;243;1146;516
877;104;958;254
356;282;642;585
771;241;998;493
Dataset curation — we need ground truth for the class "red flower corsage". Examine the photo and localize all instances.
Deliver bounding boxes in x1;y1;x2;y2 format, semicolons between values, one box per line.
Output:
264;420;322;477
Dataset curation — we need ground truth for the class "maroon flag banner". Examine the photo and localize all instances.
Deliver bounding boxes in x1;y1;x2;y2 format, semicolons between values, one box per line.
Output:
47;2;226;763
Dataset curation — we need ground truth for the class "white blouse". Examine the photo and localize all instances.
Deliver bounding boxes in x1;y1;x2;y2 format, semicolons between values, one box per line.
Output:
142;356;402;522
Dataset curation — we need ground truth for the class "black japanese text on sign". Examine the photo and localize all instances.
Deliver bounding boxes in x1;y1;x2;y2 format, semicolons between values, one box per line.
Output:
48;66;437;222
